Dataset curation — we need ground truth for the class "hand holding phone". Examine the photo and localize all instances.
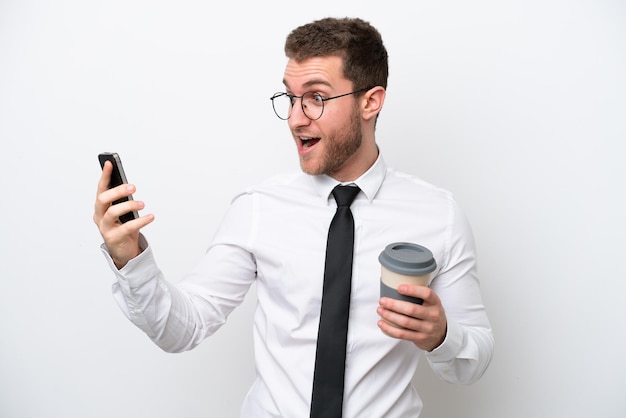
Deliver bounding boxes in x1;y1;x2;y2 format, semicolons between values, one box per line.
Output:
98;152;140;223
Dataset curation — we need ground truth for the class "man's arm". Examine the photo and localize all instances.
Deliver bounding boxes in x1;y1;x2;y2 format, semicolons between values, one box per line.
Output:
377;199;494;384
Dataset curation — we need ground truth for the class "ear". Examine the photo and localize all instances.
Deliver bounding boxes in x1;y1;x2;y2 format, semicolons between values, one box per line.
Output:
362;86;386;121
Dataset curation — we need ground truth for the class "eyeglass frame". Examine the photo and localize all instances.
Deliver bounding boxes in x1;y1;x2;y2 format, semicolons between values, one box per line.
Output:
269;87;372;121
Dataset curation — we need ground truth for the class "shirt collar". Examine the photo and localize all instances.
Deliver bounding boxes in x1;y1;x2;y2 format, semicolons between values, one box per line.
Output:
311;154;387;205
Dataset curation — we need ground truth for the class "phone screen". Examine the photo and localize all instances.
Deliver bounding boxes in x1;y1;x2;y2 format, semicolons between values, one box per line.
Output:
98;152;139;223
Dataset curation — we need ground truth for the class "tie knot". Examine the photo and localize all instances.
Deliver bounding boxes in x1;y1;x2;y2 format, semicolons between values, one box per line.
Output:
332;185;360;207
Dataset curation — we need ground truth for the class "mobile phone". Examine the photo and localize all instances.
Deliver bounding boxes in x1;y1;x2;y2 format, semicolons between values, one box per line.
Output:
98;152;139;223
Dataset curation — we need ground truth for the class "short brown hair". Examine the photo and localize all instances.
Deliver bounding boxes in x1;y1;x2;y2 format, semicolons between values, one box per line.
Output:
284;17;388;91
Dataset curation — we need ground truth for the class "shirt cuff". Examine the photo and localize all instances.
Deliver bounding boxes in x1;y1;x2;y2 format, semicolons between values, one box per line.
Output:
425;317;465;362
99;234;159;288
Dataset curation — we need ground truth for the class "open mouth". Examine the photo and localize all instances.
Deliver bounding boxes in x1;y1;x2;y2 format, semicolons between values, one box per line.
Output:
301;137;321;149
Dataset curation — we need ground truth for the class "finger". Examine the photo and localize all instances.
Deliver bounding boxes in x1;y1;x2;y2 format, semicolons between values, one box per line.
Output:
99;211;155;248
97;160;113;195
379;296;426;320
125;213;155;230
106;199;145;223
106;213;155;238
397;284;439;306
95;162;136;214
377;316;421;340
95;183;136;225
94;161;115;223
378;317;440;350
377;304;422;331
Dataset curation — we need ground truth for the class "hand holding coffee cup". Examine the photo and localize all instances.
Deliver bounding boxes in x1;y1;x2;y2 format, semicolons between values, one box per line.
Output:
379;242;436;305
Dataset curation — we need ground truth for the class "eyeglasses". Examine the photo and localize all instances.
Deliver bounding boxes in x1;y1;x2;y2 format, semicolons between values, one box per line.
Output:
270;87;371;121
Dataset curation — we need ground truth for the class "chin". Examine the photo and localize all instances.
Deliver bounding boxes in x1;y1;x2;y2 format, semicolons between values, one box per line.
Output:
300;165;321;176
299;159;325;176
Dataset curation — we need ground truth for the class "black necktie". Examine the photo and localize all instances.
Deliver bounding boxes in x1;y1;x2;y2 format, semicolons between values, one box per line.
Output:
310;185;361;418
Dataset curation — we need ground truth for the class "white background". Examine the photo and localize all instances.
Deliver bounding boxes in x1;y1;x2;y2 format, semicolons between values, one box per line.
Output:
1;1;625;417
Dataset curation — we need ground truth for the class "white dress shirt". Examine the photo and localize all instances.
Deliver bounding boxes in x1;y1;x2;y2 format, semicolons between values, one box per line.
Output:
102;155;494;417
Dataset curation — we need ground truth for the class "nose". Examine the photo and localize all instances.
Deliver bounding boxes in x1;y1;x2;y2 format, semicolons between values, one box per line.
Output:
288;98;311;128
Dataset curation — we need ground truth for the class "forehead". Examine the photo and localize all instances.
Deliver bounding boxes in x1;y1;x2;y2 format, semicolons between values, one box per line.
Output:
282;56;350;92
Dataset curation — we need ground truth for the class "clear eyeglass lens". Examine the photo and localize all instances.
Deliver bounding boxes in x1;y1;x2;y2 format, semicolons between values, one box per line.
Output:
301;92;324;120
272;93;291;120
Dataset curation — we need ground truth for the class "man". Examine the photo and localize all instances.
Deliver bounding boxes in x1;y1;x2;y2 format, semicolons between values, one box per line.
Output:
94;17;493;417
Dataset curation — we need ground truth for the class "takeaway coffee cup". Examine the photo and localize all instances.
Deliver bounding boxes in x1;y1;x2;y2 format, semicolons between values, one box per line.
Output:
379;242;437;305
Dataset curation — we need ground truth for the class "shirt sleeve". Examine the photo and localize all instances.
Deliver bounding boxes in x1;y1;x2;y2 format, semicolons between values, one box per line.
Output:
101;194;257;353
424;198;495;384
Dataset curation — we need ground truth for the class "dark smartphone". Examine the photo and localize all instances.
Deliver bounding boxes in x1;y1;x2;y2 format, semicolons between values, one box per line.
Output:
98;152;139;223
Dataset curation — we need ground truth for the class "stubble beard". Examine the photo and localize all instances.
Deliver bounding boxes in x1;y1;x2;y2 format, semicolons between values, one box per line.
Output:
300;106;362;177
